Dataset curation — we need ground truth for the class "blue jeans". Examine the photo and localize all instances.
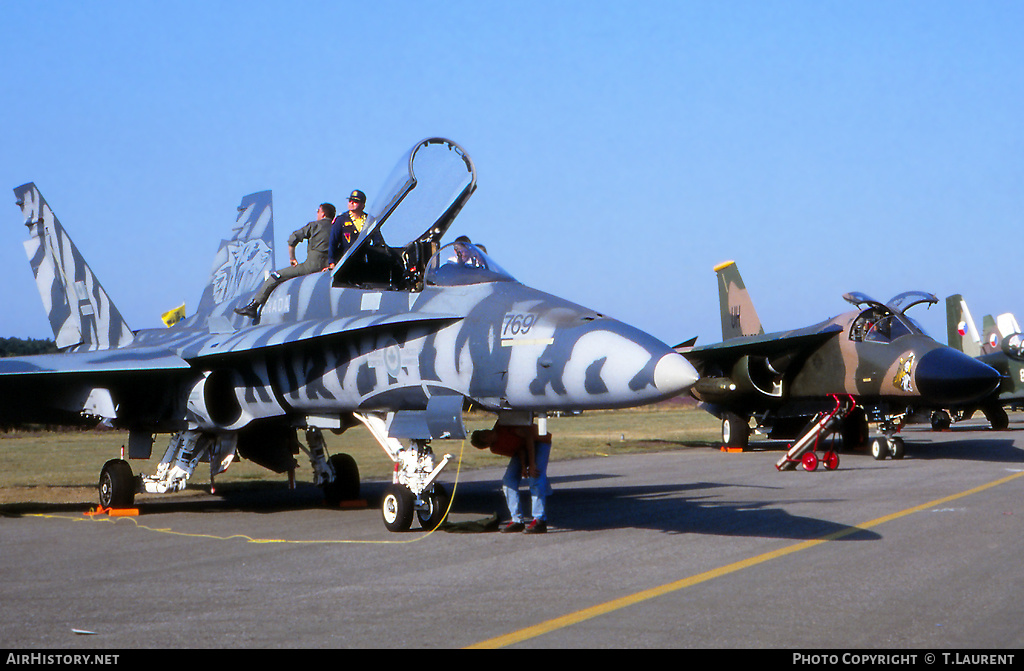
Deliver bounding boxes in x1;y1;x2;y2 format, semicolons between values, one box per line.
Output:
502;442;552;522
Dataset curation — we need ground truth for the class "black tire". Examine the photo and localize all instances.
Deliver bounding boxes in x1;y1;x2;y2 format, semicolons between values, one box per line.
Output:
983;405;1009;431
323;453;360;505
840;407;869;451
722;412;749;450
930;411;951;432
889;437;905;460
416;483;450;530
98;459;136;508
381;484;414;532
870;438;889;461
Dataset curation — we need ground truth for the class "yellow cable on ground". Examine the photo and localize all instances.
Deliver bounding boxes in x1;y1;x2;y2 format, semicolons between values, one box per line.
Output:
25;439;467;546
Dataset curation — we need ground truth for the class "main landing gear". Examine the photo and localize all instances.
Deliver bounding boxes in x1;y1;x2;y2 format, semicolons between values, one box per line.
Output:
98;458;139;509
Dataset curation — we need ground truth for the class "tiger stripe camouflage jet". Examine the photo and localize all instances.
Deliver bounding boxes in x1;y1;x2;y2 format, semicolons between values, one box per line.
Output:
1;138;698;531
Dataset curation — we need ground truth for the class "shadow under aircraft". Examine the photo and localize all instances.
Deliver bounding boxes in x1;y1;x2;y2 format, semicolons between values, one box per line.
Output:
676;261;1000;469
2;138;698;531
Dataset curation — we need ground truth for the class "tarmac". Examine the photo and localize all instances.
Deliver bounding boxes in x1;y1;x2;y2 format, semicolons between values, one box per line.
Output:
1;417;1022;649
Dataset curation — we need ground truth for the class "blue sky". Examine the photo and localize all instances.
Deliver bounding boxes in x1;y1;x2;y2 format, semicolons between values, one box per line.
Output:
2;1;1021;347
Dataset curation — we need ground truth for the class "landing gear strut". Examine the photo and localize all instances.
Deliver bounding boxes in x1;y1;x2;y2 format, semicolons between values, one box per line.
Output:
353;413;453;532
868;412;906;460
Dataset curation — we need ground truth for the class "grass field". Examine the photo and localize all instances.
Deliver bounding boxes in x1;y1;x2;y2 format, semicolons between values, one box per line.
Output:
0;404;723;505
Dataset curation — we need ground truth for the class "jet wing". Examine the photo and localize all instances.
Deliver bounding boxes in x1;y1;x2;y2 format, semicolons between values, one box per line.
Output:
0;346;194;425
0;347;190;376
178;312;464;360
682;324;843;370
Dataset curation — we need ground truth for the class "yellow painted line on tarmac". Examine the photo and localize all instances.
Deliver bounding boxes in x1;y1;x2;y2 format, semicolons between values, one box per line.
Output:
467;469;1024;649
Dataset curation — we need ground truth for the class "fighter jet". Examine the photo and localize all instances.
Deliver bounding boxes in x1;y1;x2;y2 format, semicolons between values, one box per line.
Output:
677;261;1001;465
1;138;698;531
934;294;1024;430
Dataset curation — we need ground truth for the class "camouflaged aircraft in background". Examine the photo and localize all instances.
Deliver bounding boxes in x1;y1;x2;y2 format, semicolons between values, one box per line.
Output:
676;261;1001;464
934;295;1024;430
1;138;698;531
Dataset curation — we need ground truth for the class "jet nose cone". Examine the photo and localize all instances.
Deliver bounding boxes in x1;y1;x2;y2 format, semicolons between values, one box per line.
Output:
654;352;700;396
915;348;1002;405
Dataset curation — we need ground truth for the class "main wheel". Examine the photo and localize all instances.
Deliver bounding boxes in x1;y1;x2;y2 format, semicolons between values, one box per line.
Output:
870;438;889;461
382;483;414;532
839;407;869;451
416;483;450;530
98;459;136;508
930;410;951;431
983;405;1009;431
722;412;749;450
889;437;905;460
323;453;360;505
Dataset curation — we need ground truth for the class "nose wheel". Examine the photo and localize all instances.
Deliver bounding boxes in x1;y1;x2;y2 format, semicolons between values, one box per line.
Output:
381;482;450;532
870;436;905;460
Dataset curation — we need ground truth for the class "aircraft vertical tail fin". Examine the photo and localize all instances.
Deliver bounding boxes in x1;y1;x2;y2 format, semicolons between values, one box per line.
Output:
945;294;982;357
14;183;134;352
981;314;1002;355
194;191;275;320
714;260;764;340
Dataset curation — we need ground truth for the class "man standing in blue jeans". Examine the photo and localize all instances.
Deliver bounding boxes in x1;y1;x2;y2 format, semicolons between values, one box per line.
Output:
471;420;553;533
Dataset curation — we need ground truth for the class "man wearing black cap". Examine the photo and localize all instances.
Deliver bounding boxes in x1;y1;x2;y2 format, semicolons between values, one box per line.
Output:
329;189;369;267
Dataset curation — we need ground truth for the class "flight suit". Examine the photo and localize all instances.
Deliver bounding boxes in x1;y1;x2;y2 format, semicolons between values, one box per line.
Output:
251;217;332;306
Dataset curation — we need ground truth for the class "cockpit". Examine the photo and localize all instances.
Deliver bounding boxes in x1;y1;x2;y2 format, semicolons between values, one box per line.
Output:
850;307;916;344
846;291;935;344
424;240;516;286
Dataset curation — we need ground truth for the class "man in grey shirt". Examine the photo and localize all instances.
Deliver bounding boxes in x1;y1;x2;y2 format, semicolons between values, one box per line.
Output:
235;202;336;319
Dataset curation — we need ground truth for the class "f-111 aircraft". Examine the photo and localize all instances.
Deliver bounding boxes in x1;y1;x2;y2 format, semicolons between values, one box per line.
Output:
678;261;1001;463
935;294;1024;430
2;138;699;530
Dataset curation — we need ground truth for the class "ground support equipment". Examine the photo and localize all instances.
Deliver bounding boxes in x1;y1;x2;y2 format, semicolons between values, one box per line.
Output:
776;394;855;471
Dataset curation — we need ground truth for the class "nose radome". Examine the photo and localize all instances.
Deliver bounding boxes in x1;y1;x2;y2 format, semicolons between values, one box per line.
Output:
915;348;1001;405
654;352;700;396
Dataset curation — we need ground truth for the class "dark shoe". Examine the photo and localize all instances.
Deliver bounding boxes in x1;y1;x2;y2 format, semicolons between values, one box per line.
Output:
500;521;525;533
523;519;547;534
234;301;259;318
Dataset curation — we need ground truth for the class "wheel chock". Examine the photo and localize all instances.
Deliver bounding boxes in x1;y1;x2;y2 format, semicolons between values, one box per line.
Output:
84;505;140;517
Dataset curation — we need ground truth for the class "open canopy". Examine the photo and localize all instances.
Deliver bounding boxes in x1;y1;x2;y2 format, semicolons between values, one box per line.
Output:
333;138;476;289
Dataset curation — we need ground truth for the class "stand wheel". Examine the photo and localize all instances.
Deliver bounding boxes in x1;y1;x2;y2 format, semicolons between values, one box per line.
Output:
823;451;840;471
801;452;819;471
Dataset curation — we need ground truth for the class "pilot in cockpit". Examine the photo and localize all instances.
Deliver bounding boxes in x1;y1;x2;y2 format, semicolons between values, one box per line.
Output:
450;235;486;267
